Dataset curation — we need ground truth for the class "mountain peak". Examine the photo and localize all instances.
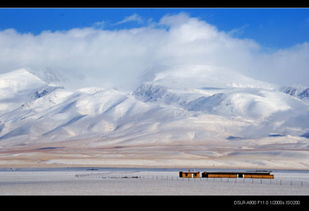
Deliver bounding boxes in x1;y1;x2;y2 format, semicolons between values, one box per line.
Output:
0;68;47;91
1;68;39;78
151;65;276;90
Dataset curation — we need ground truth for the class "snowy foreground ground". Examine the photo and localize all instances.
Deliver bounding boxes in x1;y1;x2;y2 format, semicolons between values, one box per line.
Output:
0;168;309;195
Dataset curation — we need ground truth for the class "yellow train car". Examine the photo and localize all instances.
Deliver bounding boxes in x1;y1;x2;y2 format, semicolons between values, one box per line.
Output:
201;170;274;179
179;171;201;178
206;174;238;178
244;174;274;179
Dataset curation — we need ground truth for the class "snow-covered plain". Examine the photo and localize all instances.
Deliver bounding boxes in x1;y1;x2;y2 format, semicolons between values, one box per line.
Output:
0;168;308;195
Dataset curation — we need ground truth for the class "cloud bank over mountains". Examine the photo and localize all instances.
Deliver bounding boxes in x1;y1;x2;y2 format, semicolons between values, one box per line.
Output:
0;13;308;90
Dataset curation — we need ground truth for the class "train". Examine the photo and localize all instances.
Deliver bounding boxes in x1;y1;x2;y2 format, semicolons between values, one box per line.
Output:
179;170;274;179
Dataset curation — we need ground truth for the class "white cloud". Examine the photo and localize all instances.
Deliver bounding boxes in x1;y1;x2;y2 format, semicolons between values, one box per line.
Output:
92;20;106;29
253;42;309;86
0;13;308;91
227;24;250;37
115;13;144;25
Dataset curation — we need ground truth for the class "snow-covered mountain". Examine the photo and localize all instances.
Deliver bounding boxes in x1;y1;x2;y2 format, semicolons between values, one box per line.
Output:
0;66;309;169
0;69;53;114
280;86;309;100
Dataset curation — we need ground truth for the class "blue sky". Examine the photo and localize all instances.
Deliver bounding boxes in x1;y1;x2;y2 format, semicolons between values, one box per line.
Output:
0;8;309;49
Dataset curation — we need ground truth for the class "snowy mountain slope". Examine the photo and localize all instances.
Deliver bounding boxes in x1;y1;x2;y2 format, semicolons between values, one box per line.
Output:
134;80;309;123
134;64;291;121
0;67;309;169
0;68;62;115
133;65;309;141
0;80;193;144
0;67;309;144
